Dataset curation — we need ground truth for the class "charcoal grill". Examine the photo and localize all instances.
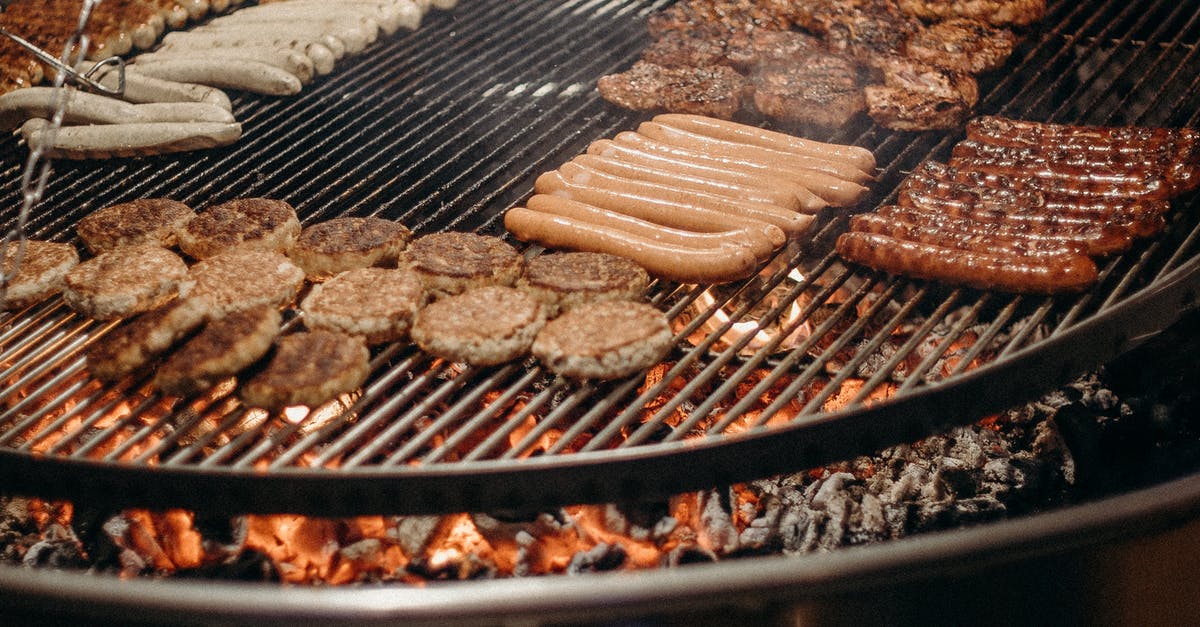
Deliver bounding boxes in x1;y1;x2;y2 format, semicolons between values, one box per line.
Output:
1;0;1199;518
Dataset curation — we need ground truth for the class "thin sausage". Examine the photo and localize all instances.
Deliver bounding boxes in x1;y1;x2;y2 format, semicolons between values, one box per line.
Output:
229;1;417;34
948;155;1172;201
193;20;371;54
611;131;867;206
526;194;771;260
506;207;761;284
570;154;812;213
155;40;337;74
0;88;234;131
587;139;826;211
835;231;1099;294
162;30;347;59
637;121;873;185
534;170;793;250
652;113;877;175
550;161;812;236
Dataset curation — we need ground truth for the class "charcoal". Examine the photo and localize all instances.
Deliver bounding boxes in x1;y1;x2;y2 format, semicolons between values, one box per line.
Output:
567;543;627;574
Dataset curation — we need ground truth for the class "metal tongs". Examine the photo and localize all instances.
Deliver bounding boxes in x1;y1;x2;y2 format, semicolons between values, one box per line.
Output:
0;25;125;97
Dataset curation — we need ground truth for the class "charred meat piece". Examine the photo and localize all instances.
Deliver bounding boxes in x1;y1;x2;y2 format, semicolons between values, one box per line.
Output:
724;27;824;72
751;53;866;128
597;61;751;119
647;0;793;39
904;17;1018;74
896;0;1047;27
865;56;979;130
640;27;732;68
789;0;921;67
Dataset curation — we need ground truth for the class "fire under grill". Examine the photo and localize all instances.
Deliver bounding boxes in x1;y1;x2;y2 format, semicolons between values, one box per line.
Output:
1;0;1199;517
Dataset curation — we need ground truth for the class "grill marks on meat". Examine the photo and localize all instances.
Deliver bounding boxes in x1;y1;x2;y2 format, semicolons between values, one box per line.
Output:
904;17;1018;74
864;56;979;131
751;54;866;128
596;62;751;120
896;0;1047;27
602;0;1035;130
836;116;1196;293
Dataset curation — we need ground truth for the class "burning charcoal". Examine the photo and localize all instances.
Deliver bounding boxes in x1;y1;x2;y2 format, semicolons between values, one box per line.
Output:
22;537;88;568
472;510;586;576
666;543;717;567
698;489;739;555
389;515;442;558
566;542;627;574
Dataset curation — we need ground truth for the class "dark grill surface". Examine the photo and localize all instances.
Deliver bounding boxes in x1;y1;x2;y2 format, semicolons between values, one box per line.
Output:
0;0;1198;515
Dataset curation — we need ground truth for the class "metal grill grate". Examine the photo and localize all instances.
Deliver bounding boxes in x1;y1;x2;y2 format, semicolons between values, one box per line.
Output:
0;0;1198;515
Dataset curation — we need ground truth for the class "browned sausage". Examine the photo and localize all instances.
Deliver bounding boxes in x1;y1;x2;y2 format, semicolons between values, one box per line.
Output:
533;170;791;252
948;155;1173;201
652;113;877;175
525;195;771;260
548;161;812;236
611;132;868;206
570;154;814;213
586;139;827;211
638;121;873;185
849;212;1087;258
877;204;1133;256
835;231;1099;294
505;207;761;284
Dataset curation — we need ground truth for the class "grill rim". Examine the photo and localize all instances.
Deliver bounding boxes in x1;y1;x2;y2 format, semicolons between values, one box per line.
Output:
2;465;1199;624
2;0;1200;515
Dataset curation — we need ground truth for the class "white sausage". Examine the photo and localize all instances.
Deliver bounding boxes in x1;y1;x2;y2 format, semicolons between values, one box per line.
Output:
155;39;337;75
131;58;303;96
135;47;317;84
162;30;347;60
21;118;242;160
84;64;233;112
0;88;233;131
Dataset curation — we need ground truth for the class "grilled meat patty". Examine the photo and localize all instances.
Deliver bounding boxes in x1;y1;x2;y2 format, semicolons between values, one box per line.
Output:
896;0;1047;27
240;330;371;411
532;300;674;380
184;248;305;318
517;252;649;317
178;197;301;260
288;216;412;280
864;56;979;131
62;244;188;320
904;17;1018;74
402;232;524;299
597;61;752;119
0;240;79;310
411;285;547;367
751;53;866;128
301;267;425;345
85;296;209;382
76;198;196;254
155;304;282;398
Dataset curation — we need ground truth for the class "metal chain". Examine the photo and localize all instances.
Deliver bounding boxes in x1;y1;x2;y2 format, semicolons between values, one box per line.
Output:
0;0;101;306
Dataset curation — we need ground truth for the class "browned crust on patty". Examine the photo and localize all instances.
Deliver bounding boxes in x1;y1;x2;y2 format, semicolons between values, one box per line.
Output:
85;295;210;382
62;244;188;320
155;304;282;397
184;248;305;318
76;198;196;254
177;198;301;260
532;301;673;380
411;285;546;366
288;217;412;280
239;330;371;410
301;267;425;345
1;240;79;310
518;252;650;316
402;232;524;299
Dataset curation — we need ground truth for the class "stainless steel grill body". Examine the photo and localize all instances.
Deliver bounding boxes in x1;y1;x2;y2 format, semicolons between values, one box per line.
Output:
0;0;1198;515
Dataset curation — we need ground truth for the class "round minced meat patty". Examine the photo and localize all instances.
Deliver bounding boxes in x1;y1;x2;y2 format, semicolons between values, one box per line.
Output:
301;266;425;345
518;251;649;316
62;244;188;320
240;330;371;411
178;197;301;260
402;232;524;299
411;285;546;366
76;198;195;254
288;217;412;280
532;300;673;380
0;240;79;310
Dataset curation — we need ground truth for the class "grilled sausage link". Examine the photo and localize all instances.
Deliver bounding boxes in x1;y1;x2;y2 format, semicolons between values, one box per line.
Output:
505;207;760;284
849;212;1087;258
835;231;1099;294
878;204;1133;256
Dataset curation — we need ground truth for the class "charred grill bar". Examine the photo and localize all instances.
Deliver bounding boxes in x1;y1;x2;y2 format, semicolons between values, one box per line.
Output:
0;0;1198;621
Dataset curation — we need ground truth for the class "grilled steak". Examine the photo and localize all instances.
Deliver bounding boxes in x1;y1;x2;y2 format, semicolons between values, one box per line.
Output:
647;0;793;39
751;53;866;128
865;56;979;130
904;17;1018;74
896;0;1047;27
789;0;920;68
724;27;824;72
597;61;751;119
